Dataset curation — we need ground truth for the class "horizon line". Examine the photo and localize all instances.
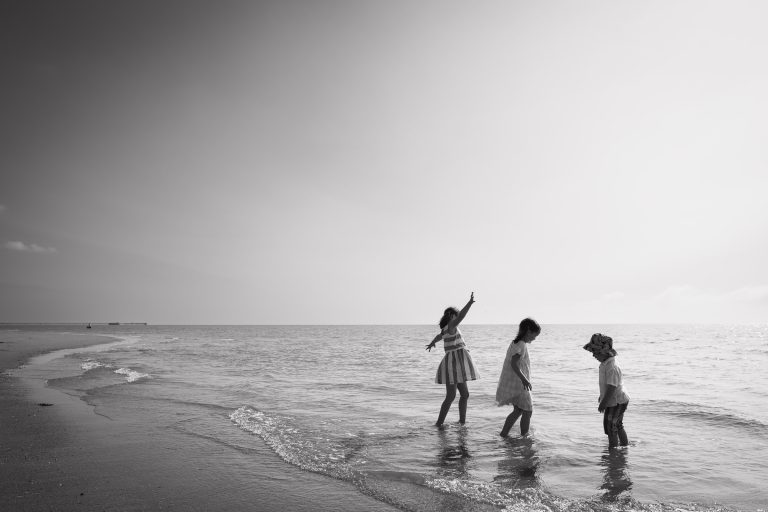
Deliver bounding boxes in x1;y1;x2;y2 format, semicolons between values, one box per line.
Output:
2;321;766;327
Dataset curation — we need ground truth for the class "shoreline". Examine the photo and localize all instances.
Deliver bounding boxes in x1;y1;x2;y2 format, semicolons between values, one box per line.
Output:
0;329;399;511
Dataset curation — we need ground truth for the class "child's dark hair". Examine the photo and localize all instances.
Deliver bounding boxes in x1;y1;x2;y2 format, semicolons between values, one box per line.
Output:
439;307;459;330
513;317;541;343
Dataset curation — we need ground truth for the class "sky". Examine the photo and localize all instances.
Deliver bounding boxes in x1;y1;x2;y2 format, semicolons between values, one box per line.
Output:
1;0;767;325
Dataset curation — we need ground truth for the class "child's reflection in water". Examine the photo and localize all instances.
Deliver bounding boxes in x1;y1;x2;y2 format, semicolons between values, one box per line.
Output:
435;427;471;479
599;447;632;502
495;436;540;488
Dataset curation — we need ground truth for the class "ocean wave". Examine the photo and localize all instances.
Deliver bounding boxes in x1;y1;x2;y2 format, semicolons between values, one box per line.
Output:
229;406;498;510
229;406;358;479
643;399;768;437
425;480;741;512
81;358;151;384
229;406;742;512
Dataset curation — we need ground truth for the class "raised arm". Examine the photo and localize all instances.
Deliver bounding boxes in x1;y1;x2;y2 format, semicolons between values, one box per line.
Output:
425;332;443;352
446;292;475;331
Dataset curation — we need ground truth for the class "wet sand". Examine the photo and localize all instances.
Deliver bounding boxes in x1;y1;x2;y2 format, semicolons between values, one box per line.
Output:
0;330;398;511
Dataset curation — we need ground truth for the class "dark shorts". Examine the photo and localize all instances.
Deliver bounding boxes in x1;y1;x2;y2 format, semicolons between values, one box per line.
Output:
603;401;628;435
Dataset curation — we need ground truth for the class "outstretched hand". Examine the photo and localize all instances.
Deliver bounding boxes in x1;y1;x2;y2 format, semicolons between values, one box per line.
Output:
469;292;475;304
425;342;435;352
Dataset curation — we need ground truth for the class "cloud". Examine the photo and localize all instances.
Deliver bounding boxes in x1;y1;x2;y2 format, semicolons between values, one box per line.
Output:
4;241;57;253
0;204;6;213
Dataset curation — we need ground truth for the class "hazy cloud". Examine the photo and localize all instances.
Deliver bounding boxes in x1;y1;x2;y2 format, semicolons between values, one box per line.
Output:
654;285;768;304
4;241;57;253
600;291;626;301
0;204;6;213
721;286;768;303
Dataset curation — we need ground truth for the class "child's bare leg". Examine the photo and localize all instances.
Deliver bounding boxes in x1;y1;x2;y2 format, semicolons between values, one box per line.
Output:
520;410;532;436
616;403;628;446
618;427;628;446
436;383;457;426
500;407;522;437
604;406;620;447
606;419;619;447
457;383;469;424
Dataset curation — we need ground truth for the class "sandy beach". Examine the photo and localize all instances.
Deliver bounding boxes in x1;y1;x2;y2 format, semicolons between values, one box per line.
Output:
0;330;398;512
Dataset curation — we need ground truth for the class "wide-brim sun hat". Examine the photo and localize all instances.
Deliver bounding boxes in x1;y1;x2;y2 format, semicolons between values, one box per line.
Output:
583;333;617;357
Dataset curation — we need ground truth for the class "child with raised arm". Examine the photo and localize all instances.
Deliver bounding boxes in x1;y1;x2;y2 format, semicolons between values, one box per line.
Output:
496;318;541;436
583;333;630;448
425;292;479;427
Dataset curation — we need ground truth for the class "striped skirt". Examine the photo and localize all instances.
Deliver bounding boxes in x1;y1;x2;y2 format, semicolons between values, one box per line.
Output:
435;348;479;385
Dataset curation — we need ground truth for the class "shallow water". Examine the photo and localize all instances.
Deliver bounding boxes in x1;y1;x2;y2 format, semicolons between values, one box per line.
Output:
7;324;768;511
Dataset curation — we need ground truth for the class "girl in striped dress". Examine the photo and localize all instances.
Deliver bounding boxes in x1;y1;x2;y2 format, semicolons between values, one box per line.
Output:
425;292;479;426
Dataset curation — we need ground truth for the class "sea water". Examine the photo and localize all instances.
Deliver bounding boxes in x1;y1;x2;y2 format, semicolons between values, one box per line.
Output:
7;324;767;511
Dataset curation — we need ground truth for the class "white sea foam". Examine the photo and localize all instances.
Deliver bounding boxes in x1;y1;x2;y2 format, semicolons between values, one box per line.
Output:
114;368;149;382
230;406;354;479
81;360;109;371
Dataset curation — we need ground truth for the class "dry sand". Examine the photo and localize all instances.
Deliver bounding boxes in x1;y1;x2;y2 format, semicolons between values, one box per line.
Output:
0;330;398;511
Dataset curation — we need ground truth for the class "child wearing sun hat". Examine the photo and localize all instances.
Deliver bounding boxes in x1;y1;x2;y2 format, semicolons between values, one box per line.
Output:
584;333;630;448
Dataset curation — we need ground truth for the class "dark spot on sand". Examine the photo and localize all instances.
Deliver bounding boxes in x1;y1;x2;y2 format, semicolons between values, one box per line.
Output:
38;403;54;407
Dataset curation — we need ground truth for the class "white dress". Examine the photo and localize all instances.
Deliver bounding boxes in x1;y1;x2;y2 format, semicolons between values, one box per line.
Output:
495;341;533;411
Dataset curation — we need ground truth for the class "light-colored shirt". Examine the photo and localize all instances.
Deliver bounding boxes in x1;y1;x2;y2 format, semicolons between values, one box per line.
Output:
599;356;629;407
